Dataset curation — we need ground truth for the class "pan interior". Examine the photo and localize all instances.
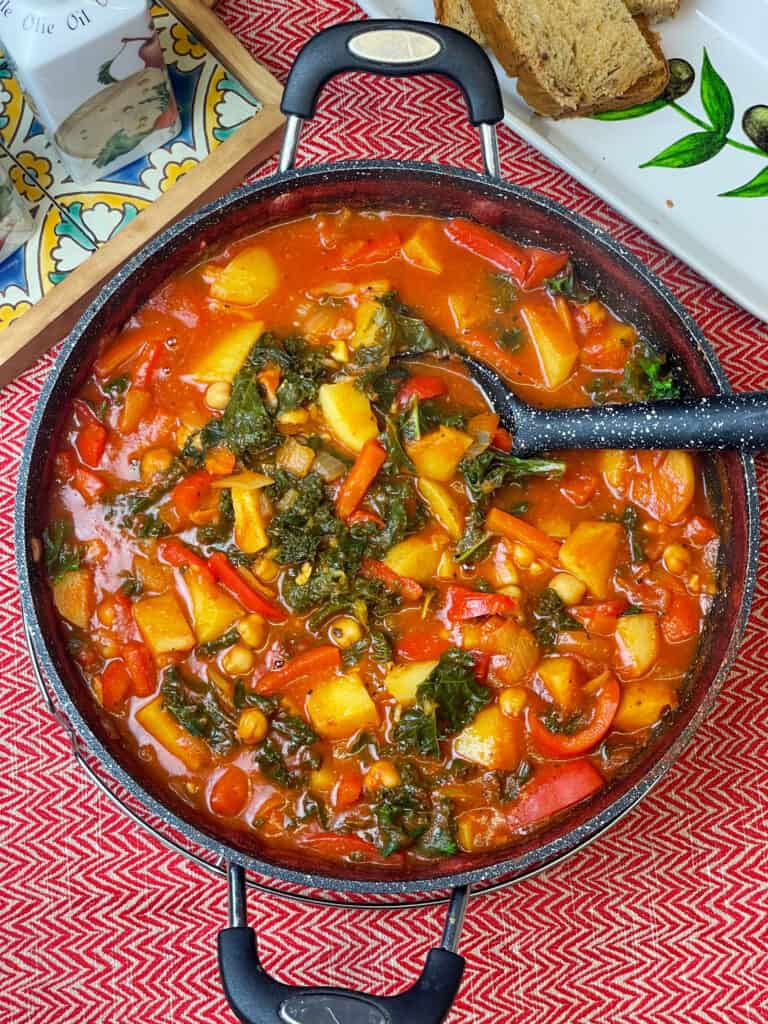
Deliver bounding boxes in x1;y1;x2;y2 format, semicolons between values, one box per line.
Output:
17;163;758;894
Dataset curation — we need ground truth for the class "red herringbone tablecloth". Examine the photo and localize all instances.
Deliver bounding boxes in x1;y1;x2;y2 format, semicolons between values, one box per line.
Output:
3;2;768;1021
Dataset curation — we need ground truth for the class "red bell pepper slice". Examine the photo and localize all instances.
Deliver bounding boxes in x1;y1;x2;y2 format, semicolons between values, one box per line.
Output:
335;439;387;521
444;585;517;623
171;470;212;520
300;831;401;864
73;468;107;502
396;630;451;661
445;219;531;284
255;645;342;695
208;551;287;622
331;764;364;810
472;651;491;682
101;660;132;711
661;591;700;643
491;427;513;452
336;231;401;269
124;641;155;697
75;420;108;467
507;760;604;827
133;340;164;389
560;474;598;507
361;558;423;602
157;538;211;576
396;375;447;407
571;599;628;628
522;249;570;289
683;515;718;546
527;671;620;757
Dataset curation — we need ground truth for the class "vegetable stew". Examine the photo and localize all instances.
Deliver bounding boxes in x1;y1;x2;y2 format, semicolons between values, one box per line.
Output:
42;211;719;866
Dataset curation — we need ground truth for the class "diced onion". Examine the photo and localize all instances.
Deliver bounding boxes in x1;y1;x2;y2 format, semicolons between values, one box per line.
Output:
313;449;347;482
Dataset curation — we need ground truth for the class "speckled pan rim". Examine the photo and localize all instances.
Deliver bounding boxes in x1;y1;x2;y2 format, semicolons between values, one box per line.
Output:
15;161;760;896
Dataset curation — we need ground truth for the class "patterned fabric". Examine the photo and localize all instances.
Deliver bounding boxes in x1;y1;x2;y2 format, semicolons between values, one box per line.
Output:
2;0;767;1021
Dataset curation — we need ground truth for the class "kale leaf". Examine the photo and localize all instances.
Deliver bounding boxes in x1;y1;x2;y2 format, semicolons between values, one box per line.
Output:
43;519;82;581
371;781;430;856
394;648;491;758
622;344;680;402
531;588;582;648
267;472;342;565
605;505;645;563
461;449;565;502
419;797;458;856
544;263;595;303
161;666;235;753
357;363;409;413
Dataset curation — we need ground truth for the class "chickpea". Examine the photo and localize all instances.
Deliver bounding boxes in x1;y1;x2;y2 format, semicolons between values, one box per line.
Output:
222;643;255;676
512;543;534;568
205;381;232;411
499;584;523;602
236;707;269;744
329;616;364;649
663;543;690;576
97;599;117;627
499;687;527;717
140;447;174;482
238;613;267;649
549;573;587;606
364;759;401;791
528;561;547;577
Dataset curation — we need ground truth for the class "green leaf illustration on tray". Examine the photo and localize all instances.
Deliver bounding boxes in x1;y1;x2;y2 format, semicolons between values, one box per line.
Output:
594;51;768;198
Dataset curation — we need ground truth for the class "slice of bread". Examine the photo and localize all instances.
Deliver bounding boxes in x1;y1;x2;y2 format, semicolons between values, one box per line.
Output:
468;0;668;117
433;0;486;46
627;0;681;20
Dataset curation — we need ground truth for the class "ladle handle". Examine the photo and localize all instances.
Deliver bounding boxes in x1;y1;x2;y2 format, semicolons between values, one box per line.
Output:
512;392;768;454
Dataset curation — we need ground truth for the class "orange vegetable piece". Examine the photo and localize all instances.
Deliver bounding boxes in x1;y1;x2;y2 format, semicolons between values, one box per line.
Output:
210;766;250;817
335;439;387;521
486;507;562;564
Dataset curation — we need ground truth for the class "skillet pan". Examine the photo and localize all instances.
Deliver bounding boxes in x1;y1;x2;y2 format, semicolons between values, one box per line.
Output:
16;20;759;1024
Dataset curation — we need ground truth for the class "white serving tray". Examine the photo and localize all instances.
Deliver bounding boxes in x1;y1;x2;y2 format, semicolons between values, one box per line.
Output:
358;0;768;323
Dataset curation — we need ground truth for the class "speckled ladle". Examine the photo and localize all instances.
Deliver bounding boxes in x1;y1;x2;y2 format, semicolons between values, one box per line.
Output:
448;353;768;456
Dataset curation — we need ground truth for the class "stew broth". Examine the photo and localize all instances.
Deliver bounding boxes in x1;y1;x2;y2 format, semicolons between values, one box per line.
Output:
42;211;719;866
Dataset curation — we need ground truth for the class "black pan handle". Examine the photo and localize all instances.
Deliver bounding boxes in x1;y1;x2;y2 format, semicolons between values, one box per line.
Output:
218;864;468;1024
511;391;768;454
279;20;503;174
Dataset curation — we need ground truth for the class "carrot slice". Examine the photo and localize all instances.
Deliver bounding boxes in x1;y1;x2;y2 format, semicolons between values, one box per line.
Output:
335;439;387;521
486;507;562;564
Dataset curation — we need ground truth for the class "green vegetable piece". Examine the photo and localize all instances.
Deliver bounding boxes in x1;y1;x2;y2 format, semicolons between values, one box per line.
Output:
43;519;82;582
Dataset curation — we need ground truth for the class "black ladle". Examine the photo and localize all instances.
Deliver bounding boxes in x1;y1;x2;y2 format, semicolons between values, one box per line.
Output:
422;353;768;456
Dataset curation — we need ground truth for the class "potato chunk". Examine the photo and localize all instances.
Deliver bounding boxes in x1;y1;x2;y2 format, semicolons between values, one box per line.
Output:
136;696;209;770
231;487;268;554
453;706;523;771
189;322;263;384
52;568;94;629
613;679;676;732
133;591;195;657
210;247;278;306
614;612;660;679
407;427;473;482
306;673;379;739
520;299;579;389
418;478;464;540
384;660;439;706
184;567;242;645
402;228;442;274
633;451;696;524
318;380;378;453
384;535;444;583
559;521;623;599
537;656;583;710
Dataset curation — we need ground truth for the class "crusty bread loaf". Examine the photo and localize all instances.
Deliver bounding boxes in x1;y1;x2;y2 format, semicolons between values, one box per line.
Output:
468;0;668;117
626;0;680;20
433;0;486;46
434;1;681;50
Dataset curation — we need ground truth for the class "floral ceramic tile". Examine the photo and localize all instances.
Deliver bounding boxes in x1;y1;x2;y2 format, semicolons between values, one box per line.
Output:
0;2;263;330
